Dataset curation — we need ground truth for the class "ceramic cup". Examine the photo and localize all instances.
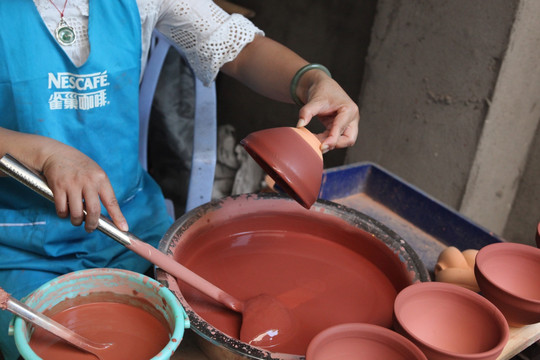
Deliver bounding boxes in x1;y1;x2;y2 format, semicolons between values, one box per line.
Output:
394;282;508;360
475;242;540;327
240;126;323;209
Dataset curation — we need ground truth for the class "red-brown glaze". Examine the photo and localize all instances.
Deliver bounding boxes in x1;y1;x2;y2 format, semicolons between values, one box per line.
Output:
394;282;509;360
240;127;323;209
475;242;540;326
175;214;398;355
240;294;296;348
29;302;170;360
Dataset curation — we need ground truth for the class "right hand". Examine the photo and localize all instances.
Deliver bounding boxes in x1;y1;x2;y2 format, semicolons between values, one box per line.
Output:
40;146;128;233
1;127;128;233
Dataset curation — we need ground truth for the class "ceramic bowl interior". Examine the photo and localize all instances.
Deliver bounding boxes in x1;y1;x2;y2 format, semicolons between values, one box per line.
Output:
394;282;508;360
474;242;540;326
306;323;427;360
240;127;323;209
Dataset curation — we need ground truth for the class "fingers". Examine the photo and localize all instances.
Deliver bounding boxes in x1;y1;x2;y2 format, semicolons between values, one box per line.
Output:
99;185;128;232
320;114;359;152
297;99;359;153
46;161;128;233
82;186;101;232
67;187;85;227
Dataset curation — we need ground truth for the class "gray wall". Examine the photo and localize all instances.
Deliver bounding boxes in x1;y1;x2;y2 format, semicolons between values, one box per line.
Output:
346;0;540;246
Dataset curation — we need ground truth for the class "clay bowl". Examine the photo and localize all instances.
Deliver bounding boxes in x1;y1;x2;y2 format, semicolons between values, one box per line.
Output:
240;127;323;209
156;193;429;360
474;242;540;326
306;323;427;360
394;282;509;360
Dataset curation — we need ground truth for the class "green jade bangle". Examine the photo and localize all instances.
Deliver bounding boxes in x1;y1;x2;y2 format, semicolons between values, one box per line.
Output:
289;63;332;106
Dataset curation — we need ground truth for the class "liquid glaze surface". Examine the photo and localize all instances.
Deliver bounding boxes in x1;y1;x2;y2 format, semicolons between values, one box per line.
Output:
29;302;170;360
175;212;398;355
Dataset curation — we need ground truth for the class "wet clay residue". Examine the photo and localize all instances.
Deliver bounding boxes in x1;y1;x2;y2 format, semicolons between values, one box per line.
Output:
175;212;398;355
29;302;170;360
0;288;9;310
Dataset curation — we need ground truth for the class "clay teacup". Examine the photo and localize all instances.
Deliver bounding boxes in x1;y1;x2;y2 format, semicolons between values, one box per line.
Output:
474;242;540;327
394;282;509;360
240;127;323;209
306;323;427;360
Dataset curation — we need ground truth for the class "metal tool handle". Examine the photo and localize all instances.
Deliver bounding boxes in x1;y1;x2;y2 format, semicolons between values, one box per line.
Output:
0;154;132;246
6;295;109;352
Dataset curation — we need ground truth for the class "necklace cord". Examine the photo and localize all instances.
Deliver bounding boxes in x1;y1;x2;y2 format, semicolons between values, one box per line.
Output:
48;0;69;18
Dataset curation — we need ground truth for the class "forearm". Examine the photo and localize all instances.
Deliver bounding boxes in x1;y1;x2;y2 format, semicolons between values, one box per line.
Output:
0;127;59;174
220;35;309;103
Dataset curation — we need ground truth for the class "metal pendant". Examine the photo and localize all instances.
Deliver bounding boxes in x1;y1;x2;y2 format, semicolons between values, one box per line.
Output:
55;18;75;46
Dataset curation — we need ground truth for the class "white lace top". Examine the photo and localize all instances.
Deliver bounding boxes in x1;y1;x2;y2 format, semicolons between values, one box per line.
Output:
34;0;263;85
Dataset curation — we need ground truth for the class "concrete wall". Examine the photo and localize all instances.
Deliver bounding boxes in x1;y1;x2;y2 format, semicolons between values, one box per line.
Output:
346;0;540;246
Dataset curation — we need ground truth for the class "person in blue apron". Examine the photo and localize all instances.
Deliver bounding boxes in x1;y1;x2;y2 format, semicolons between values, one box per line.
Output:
0;1;359;358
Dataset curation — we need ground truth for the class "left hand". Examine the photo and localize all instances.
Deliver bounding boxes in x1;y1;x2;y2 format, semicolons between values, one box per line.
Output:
221;36;360;153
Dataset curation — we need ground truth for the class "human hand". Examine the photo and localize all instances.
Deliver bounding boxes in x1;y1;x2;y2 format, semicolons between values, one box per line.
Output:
40;144;128;233
294;71;359;154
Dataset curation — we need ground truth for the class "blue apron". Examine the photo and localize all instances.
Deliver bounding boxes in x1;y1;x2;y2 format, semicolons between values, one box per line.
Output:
0;0;172;274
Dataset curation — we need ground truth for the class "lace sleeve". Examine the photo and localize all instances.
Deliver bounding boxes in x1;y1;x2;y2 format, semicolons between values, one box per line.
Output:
156;0;264;86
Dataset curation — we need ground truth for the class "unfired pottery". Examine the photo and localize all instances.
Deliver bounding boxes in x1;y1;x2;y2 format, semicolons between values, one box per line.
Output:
240;127;323;209
474;242;540;327
394;282;509;360
305;323;427;360
434;247;479;292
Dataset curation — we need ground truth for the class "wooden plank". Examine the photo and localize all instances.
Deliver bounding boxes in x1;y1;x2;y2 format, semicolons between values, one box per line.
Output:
498;323;540;360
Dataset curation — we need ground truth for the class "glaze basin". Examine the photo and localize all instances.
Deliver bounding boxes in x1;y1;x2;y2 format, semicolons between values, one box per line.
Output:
474;242;540;326
306;323;427;360
156;193;429;360
394;282;508;360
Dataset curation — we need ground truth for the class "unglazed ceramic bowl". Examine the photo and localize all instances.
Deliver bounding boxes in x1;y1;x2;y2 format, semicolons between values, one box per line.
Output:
474;242;540;326
240;127;323;209
394;282;508;360
306;323;427;360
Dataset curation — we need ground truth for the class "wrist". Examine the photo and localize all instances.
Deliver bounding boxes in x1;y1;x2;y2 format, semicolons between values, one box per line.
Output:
290;64;332;106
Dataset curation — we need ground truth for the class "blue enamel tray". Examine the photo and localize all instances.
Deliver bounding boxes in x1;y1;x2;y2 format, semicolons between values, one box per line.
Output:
319;162;503;276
